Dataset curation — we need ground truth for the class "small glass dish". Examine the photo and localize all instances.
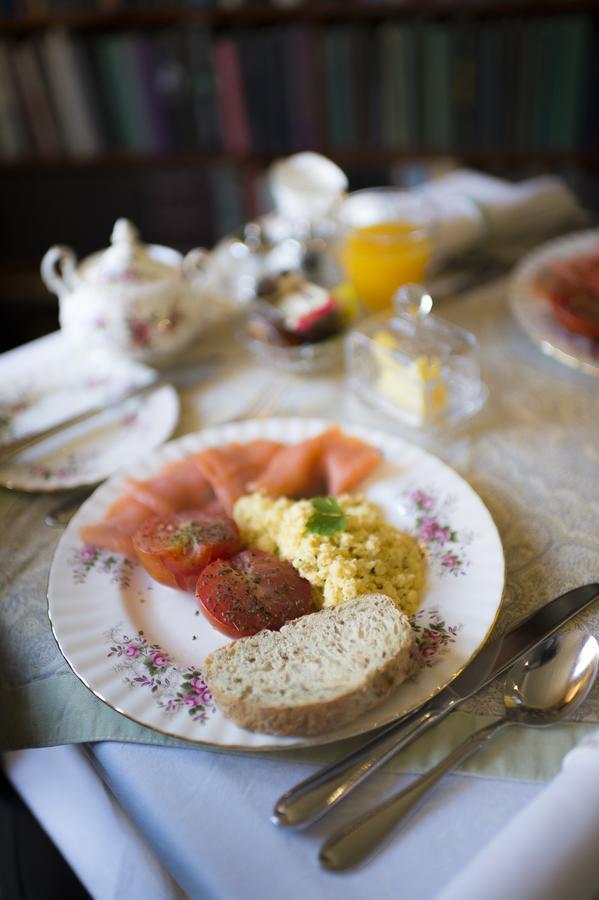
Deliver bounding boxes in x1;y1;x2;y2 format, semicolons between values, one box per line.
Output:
239;275;358;375
241;324;345;374
345;284;487;429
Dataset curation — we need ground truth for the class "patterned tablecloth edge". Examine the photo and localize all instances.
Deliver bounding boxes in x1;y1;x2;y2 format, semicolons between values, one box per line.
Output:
1;674;594;784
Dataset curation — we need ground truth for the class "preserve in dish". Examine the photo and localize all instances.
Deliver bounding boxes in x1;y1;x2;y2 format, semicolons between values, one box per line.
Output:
246;272;344;348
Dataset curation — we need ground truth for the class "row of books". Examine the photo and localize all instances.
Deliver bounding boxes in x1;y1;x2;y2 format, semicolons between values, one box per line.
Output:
0;16;597;162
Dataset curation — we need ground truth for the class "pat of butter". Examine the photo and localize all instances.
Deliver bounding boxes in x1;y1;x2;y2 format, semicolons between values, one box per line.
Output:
372;330;448;422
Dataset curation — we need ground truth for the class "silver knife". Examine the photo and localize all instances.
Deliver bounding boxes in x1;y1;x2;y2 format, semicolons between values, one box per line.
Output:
272;582;599;828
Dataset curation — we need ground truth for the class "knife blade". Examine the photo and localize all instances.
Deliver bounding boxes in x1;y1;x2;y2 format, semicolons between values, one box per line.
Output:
272;582;599;829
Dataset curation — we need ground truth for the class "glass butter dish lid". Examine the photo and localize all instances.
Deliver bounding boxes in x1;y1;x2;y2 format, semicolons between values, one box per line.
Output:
345;284;487;429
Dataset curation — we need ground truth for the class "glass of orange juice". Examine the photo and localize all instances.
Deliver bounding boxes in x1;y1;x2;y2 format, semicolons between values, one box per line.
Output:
337;189;436;312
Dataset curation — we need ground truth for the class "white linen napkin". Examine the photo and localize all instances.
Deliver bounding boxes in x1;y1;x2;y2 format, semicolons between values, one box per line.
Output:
436;729;599;900
416;169;586;264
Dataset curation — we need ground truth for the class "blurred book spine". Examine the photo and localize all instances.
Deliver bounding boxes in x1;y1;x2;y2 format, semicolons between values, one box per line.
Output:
148;30;195;150
420;23;452;150
549;16;592;151
11;38;63;157
323;26;356;149
0;38;30;158
213;34;251;155
284;24;319;150
93;35;143;149
450;20;477;149
187;23;221;151
40;28;105;156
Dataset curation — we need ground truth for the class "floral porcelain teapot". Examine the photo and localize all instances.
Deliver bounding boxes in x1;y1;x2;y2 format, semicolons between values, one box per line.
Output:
41;218;211;363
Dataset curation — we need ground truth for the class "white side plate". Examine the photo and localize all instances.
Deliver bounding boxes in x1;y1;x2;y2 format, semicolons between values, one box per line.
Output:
0;348;179;491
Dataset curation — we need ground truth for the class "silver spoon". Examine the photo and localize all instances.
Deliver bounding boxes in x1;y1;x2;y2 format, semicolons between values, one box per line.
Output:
320;629;599;872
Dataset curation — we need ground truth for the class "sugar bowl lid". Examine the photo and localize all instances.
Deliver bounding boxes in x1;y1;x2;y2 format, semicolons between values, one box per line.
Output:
79;218;181;285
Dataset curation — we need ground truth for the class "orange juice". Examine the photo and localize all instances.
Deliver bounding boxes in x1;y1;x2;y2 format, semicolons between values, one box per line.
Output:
340;221;431;311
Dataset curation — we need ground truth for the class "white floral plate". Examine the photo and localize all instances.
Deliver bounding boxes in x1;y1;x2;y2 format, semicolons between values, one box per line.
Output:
0;346;179;491
47;417;505;750
509;228;599;378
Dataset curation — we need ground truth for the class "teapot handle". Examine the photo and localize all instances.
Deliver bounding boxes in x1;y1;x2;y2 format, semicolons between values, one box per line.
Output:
41;245;77;295
182;247;210;282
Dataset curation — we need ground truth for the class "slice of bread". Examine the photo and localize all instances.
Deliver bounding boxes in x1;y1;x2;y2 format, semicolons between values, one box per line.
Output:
203;593;417;736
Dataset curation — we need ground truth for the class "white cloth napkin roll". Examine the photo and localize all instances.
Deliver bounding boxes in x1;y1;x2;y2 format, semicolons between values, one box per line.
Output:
436;729;599;900
416;169;586;264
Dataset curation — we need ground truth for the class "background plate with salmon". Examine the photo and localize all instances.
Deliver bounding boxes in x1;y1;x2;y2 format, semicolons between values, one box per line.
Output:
47;417;505;750
509;227;599;378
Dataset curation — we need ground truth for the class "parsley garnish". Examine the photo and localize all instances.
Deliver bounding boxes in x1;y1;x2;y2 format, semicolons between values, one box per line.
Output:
306;496;347;536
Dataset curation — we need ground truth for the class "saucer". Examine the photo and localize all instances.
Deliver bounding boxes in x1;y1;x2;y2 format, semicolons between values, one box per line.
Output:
0;345;179;491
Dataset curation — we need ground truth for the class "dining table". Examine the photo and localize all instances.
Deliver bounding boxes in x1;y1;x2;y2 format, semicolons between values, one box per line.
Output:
1;273;598;900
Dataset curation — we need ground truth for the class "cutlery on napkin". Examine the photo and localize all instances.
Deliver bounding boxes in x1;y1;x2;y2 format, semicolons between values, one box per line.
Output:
319;630;598;870
273;584;599;829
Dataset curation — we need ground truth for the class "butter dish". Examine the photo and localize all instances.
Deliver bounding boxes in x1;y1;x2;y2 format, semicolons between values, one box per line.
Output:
345;284;487;429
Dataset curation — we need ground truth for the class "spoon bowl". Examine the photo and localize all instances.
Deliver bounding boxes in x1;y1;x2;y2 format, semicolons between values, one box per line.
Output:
504;630;599;725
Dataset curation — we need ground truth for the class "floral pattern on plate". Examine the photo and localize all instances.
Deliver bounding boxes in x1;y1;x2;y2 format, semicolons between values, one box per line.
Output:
70;545;136;588
106;627;216;723
411;607;461;666
403;488;473;576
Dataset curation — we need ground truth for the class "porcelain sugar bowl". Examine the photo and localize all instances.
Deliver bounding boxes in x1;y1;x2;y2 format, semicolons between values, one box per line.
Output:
41;219;211;364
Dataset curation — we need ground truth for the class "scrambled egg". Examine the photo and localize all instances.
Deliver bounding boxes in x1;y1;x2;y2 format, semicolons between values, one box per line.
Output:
233;493;425;615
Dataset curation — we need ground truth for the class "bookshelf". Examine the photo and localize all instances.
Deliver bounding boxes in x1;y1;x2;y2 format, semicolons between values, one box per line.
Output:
2;1;599;34
1;0;598;297
3;147;599;175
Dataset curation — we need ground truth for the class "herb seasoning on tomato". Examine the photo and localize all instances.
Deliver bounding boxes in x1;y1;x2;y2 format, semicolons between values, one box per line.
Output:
196;548;314;638
133;510;241;591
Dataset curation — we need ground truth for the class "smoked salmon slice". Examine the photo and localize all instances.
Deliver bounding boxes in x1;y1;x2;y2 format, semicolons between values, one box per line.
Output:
249;427;380;498
321;427;381;494
124;457;214;515
80;494;153;556
195;440;284;511
248;432;327;498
